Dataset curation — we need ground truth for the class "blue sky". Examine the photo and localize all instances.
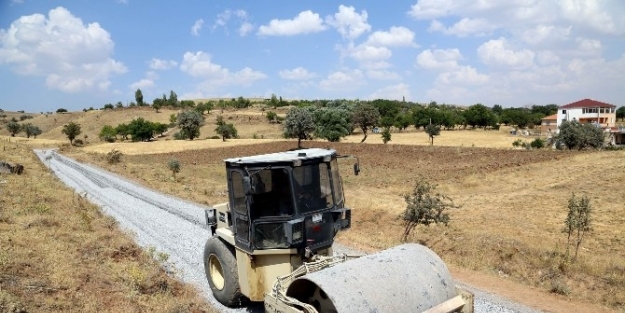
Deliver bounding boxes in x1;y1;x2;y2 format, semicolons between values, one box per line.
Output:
1;0;624;112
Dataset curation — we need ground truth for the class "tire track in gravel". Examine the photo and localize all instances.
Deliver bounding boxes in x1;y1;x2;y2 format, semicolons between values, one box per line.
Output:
34;149;541;313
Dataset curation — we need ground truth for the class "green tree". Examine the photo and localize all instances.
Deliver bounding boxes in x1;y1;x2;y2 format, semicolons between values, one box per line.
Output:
103;103;114;110
22;123;41;139
99;125;117;142
563;193;592;261
492;104;503;116
135;89;144;106
153;122;168;137
393;113;412;132
555;121;604;150
168;158;181;179
56;108;68;113
351;103;380;143
617;106;625;121
400;178;458;241
62;122;82;144
425;124;441;146
313;108;350;142
177;110;204;140
214;116;238;141
7;121;21;136
127;118;155;142
115;123;130;141
266;111;278;123
381;128;391;144
283;107;315;148
152;100;162;113
168;90;178;107
270;93;279;109
115;101;124;109
464;104;498;129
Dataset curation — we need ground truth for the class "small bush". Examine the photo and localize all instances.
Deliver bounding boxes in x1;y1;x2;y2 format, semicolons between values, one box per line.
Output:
106;149;123;164
168;159;181;179
550;278;571;296
73;139;84;146
530;138;545;149
512;139;524;147
209;135;221;139
173;132;185;140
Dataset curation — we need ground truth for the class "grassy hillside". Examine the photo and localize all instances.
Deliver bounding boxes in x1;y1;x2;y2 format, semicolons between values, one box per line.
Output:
0;140;215;312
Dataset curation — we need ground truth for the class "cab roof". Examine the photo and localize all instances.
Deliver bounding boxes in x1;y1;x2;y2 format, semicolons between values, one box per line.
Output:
224;148;336;165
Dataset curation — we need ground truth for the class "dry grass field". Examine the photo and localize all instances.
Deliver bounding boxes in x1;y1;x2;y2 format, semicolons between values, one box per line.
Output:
68;140;625;312
0;140;216;313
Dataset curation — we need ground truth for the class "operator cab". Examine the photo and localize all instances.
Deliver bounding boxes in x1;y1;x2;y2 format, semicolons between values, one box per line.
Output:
223;148;352;256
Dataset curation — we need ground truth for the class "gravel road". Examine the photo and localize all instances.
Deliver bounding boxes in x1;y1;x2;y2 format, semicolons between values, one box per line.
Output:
35;149;542;313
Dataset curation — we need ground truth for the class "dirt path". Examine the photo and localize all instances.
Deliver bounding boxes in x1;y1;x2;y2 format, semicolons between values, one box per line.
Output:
450;266;617;313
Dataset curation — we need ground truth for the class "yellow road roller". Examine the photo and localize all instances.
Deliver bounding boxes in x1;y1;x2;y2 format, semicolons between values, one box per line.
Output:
203;148;473;313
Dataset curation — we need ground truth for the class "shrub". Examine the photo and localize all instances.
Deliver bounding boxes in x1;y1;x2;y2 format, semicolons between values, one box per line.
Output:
550;279;571;296
73;139;84;146
168;159;181;179
530;138;545;149
106;149;123;164
512;139;524;147
56;108;68;113
400;178;459;241
209;135;221;139
381;128;391;144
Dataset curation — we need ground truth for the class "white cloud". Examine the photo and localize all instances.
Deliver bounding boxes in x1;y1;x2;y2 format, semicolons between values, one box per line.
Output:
477;37;535;69
326;5;371;40
279;67;316;80
149;58;178;70
319;69;365;91
191;19;204;36
408;0;458;19
519;25;571;45
212;10;252;37
345;44;392;61
365;26;416;47
368;83;410;100
416;48;462;71
258;11;326;36
239;22;254;36
575;37;602;55
0;6;126;92
129;78;155;90
366;69;401;80
428;18;496;37
558;0;625;35
436;66;489;85
409;0;625;36
180;51;267;87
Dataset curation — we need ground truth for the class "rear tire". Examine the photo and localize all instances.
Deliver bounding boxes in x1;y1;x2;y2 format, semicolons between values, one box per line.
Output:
204;237;243;306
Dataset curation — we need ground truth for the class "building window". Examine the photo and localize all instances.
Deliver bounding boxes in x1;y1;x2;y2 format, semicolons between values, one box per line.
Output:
561;110;566;114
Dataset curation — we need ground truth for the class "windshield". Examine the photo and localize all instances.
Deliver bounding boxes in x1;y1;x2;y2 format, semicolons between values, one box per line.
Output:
249;168;295;219
292;163;334;213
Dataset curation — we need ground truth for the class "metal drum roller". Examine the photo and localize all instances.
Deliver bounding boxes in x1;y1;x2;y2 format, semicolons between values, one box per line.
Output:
285;244;459;313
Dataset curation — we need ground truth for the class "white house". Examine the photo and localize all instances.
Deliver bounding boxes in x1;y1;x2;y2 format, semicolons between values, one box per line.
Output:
556;99;617;130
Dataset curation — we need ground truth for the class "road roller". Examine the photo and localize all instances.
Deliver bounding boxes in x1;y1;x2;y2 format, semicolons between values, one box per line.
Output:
203;148;473;313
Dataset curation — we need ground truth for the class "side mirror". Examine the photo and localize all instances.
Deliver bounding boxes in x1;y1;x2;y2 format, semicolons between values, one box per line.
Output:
353;163;360;176
243;176;253;195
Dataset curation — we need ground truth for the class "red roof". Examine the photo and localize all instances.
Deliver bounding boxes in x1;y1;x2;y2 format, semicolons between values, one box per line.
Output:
542;113;557;120
559;99;616;109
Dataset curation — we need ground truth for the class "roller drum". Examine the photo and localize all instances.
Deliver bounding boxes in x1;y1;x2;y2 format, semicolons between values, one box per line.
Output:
286;243;458;313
